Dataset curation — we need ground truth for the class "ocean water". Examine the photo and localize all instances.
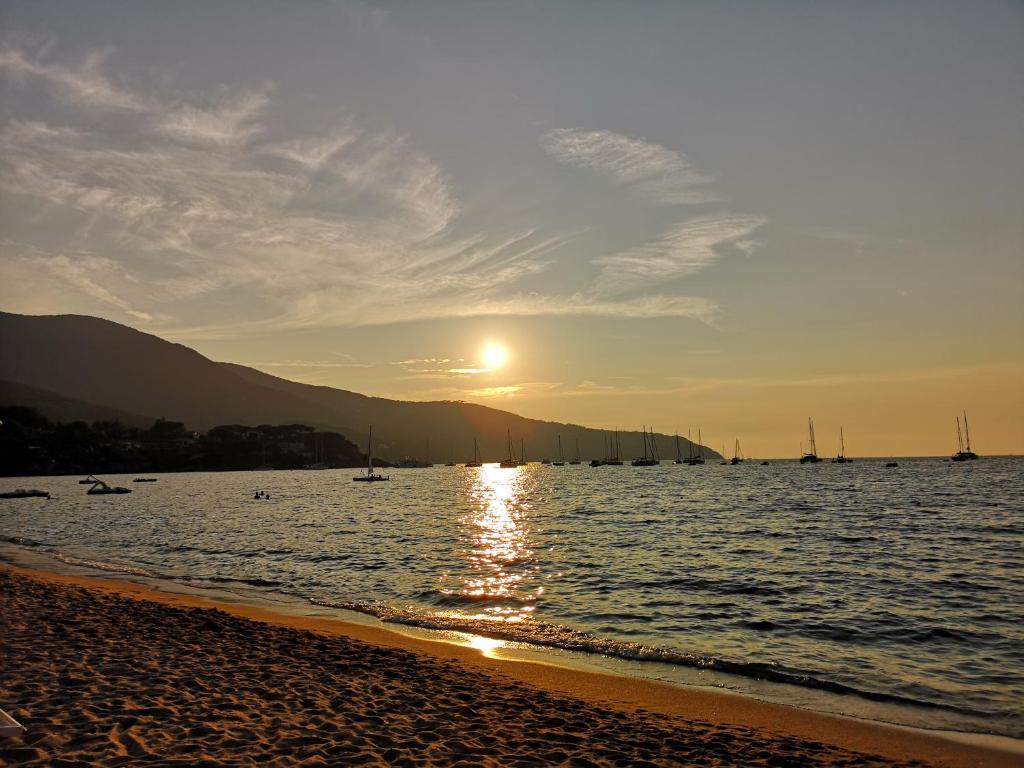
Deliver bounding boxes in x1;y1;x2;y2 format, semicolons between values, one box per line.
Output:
2;458;1022;738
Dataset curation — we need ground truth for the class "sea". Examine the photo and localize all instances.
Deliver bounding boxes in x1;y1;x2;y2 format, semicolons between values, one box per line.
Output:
2;457;1022;740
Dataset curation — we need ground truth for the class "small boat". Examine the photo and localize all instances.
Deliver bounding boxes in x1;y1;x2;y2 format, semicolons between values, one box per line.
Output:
800;418;822;463
133;478;158;483
0;707;26;738
831;427;852;463
951;412;979;461
760;461;769;466
353;426;389;482
632;426;659;466
552;435;566;466
730;439;744;465
569;437;581;465
499;429;519;468
606;429;624;465
684;429;705;465
0;489;50;499
78;475;99;484
886;461;899;468
464;436;483;468
87;480;131;495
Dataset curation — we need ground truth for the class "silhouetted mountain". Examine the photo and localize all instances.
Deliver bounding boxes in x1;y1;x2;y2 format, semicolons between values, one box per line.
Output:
0;312;719;462
0;379;153;428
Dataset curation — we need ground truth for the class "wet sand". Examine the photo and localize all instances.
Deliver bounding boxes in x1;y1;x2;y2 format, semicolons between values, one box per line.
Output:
0;564;1017;767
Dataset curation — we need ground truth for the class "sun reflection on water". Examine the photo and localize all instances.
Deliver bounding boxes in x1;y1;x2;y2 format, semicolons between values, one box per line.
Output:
443;463;537;623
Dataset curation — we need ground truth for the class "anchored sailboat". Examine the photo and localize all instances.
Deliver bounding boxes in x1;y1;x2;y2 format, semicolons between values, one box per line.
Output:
569;437;581;465
500;429;518;468
353;426;389;482
632;426;659;466
800;418;822;463
684;429;705;465
730;439;744;465
832;427;852;463
464;436;483;467
951;412;979;461
674;433;684;464
552;435;566;466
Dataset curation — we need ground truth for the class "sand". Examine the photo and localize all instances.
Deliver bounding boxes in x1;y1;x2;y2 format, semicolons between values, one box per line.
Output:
0;564;1017;767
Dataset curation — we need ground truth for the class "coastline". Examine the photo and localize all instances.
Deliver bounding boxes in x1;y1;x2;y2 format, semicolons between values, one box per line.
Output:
1;560;1020;767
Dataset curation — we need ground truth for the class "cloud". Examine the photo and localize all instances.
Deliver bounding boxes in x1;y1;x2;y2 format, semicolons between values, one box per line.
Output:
0;44;758;336
541;128;716;205
593;213;766;296
0;47;145;110
157;90;271;146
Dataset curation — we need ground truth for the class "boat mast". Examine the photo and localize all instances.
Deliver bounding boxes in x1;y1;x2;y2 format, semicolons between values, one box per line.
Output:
575;437;580;462
642;426;648;460
507;428;514;462
698;429;703;460
366;426;373;474
956;417;964;453
473;436;480;463
675;433;682;462
558;434;564;462
650;427;659;460
808;418;817;455
963;412;972;452
520;438;526;464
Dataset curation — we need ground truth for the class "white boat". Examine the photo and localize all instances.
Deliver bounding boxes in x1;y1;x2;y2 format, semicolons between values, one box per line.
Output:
353;426;389;482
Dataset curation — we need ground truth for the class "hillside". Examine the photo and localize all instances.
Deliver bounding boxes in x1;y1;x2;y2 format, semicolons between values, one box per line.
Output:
0;312;718;462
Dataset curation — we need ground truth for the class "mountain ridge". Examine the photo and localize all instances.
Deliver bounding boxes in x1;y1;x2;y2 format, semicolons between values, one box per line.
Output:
0;311;719;462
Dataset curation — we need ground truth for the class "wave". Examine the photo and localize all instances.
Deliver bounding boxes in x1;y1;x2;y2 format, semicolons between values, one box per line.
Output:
310;599;997;719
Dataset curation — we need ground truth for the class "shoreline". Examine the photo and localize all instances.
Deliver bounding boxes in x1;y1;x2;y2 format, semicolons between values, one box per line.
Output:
2;561;1020;767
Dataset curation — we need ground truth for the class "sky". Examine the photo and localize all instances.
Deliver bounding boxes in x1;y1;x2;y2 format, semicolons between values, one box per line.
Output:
1;0;1022;456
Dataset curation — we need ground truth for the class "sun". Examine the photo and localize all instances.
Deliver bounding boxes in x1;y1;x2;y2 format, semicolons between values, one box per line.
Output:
482;343;508;370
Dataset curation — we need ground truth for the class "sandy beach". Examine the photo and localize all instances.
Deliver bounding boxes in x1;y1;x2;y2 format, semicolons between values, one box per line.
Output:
0;564;1017;767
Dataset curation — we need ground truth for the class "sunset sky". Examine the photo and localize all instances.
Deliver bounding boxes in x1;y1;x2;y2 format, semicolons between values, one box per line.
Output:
1;1;1021;456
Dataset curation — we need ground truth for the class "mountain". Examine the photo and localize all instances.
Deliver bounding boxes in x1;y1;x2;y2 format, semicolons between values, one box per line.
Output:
0;311;719;462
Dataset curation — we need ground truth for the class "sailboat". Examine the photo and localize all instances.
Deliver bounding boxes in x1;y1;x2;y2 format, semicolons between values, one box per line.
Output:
632;426;658;466
799;418;822;463
730;439;744;465
552;435;566;466
569;437;581;465
719;443;728;465
445;446;456;467
464;436;483;467
519;438;528;466
500;429;518;468
684;429;705;465
353;426;389;482
832;427;852;463
951;412;979;461
606;428;624;465
674;433;684;464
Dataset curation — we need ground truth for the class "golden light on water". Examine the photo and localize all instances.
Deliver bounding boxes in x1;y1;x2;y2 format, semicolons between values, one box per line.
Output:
482;342;508;370
451;463;535;622
466;635;505;657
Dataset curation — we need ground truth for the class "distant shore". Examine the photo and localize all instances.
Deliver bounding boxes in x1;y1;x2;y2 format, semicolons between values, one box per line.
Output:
1;563;1018;767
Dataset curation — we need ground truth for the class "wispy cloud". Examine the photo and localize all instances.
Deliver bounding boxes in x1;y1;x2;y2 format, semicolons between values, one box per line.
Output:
593;214;766;296
541;128;716;205
157;89;271;146
1;44;761;336
0;47;145;111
